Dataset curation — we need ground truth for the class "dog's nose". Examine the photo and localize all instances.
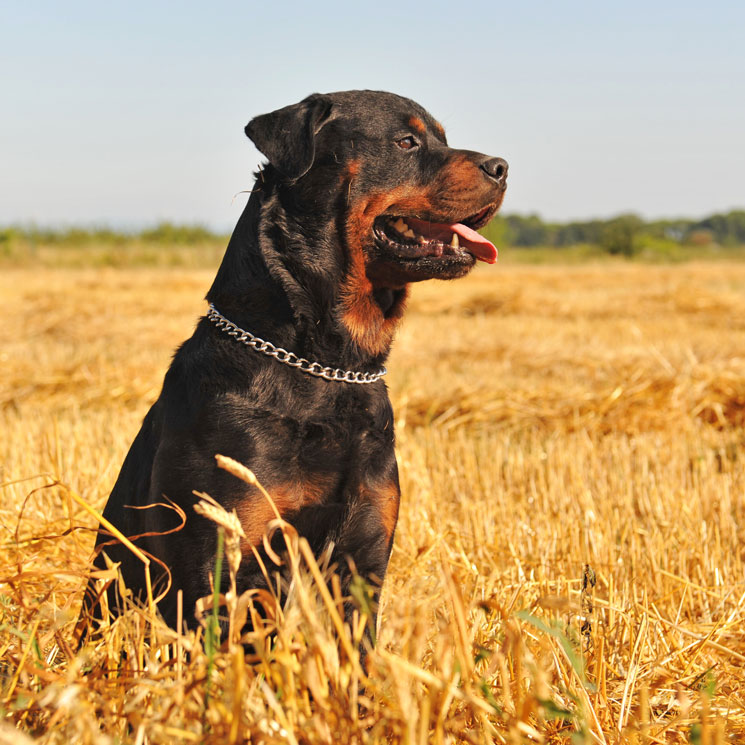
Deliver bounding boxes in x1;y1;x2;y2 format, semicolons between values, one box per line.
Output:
480;157;509;186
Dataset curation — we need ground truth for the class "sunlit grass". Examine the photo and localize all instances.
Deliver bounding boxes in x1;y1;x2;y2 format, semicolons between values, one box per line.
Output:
1;261;744;743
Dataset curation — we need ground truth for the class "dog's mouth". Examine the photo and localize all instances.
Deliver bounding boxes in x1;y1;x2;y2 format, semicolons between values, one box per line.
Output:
372;204;498;265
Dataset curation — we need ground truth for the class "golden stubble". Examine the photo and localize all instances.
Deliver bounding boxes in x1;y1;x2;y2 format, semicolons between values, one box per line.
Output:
1;260;744;743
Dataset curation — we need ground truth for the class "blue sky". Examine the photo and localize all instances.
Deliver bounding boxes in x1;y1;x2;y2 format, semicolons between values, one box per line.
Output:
1;1;743;230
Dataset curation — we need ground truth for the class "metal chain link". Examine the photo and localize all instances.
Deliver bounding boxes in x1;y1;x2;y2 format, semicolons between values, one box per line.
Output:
206;304;387;384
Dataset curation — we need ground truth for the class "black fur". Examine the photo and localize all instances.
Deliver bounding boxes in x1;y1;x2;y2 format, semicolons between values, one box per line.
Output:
82;90;508;640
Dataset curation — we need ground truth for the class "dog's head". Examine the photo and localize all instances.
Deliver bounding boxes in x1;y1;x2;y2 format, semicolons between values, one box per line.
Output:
245;90;508;354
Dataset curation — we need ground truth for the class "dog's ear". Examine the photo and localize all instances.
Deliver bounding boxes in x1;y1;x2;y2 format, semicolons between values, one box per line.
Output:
245;95;337;181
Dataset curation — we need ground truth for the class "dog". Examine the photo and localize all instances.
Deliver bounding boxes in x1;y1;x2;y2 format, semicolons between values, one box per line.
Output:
83;90;508;642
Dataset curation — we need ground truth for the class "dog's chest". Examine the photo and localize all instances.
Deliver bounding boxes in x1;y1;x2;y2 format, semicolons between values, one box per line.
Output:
210;390;396;551
211;388;395;495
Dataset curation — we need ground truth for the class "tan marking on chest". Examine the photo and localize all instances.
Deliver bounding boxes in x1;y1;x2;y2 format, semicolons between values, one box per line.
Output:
235;473;334;552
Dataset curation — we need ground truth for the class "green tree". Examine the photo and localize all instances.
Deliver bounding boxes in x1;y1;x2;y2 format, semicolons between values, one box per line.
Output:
599;214;644;256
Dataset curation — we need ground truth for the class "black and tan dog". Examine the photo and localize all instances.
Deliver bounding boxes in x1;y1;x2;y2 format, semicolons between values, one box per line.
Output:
84;90;508;638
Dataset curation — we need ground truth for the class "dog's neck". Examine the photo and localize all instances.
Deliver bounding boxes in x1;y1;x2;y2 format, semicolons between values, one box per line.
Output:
206;180;395;370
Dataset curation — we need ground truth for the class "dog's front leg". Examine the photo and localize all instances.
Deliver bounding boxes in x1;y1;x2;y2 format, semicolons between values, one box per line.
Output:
331;480;400;653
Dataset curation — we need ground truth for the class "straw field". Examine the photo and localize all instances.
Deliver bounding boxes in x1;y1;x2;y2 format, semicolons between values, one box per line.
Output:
1;259;744;744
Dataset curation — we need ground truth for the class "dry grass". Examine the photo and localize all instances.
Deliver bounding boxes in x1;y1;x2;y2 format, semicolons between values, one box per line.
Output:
1;260;744;743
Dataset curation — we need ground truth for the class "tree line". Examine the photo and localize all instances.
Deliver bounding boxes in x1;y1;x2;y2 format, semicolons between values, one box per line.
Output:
480;209;745;255
0;222;219;246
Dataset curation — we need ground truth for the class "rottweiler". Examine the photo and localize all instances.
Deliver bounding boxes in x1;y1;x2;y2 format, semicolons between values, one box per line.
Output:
83;90;508;641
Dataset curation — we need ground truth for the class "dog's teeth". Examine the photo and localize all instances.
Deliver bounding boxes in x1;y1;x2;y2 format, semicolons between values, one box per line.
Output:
404;229;416;239
392;218;408;233
450;233;459;248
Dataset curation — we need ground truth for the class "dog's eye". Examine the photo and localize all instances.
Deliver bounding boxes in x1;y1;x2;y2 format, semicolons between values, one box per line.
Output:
396;136;419;151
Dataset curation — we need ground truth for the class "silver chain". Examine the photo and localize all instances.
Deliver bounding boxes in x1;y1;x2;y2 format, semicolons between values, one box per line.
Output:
206;304;387;384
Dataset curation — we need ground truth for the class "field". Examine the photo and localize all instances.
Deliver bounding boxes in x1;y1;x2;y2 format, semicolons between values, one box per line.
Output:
1;259;744;743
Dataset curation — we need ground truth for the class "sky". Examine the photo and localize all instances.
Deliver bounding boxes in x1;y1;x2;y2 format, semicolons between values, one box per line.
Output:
1;0;743;230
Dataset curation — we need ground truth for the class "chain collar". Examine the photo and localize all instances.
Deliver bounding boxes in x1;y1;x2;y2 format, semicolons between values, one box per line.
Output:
206;304;387;384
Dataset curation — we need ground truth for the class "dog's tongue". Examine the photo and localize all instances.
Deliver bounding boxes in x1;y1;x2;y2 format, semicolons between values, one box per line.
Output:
450;222;498;263
405;217;498;263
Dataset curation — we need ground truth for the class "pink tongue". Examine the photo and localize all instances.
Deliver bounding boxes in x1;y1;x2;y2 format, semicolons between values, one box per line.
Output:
405;217;498;264
450;222;498;264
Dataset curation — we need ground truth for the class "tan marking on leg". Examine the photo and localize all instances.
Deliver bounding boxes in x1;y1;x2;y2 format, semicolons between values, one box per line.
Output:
360;479;401;544
377;480;400;543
